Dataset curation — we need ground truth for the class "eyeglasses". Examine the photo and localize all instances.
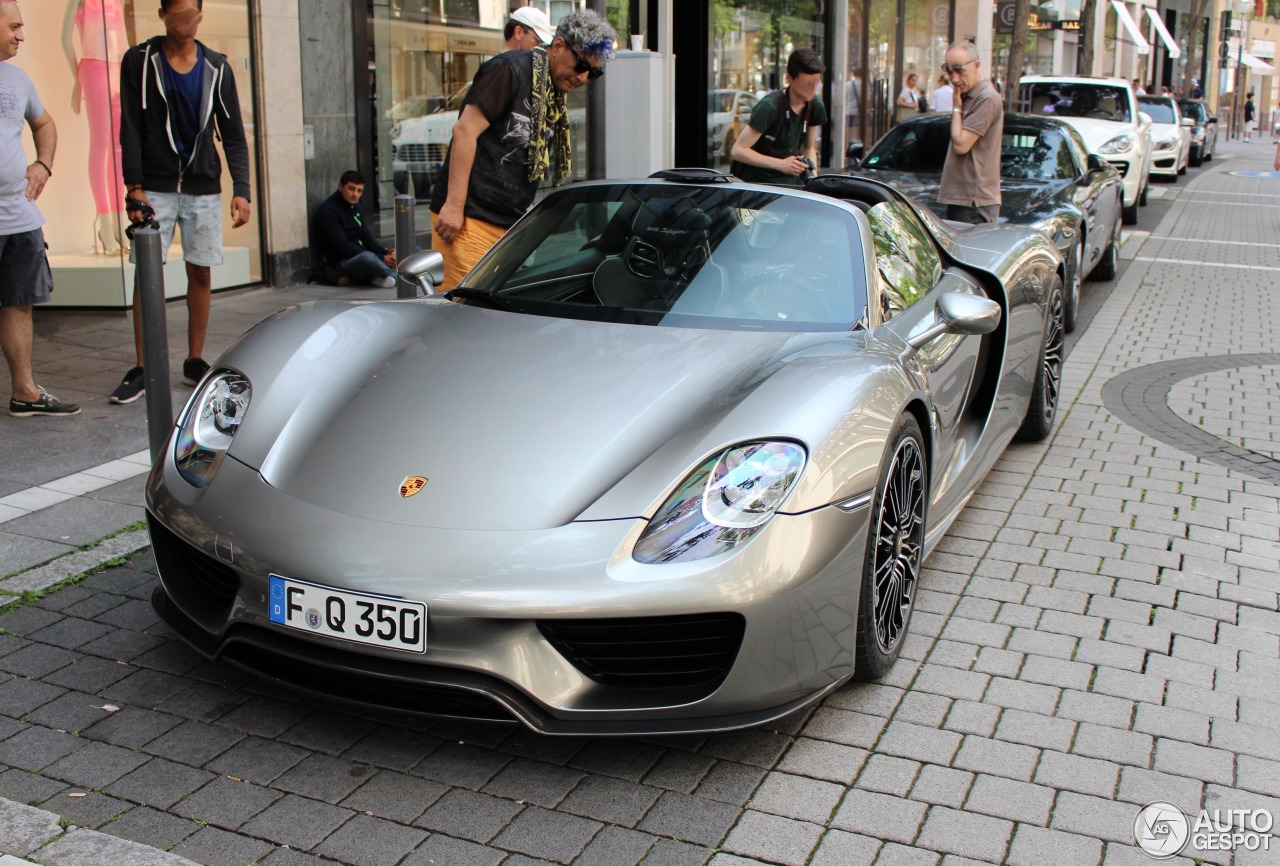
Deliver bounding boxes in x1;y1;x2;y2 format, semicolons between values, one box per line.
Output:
568;46;604;80
941;60;975;75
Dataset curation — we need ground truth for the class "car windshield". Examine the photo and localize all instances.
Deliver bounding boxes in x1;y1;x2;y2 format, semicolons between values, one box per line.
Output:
1139;97;1177;124
1001;127;1077;179
863;120;1075;180
1023;83;1132;123
459;184;869;332
1178;100;1207;122
862;122;950;172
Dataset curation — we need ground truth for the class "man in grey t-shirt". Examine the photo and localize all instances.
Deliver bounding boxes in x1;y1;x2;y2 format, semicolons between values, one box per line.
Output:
937;42;1003;225
0;0;79;416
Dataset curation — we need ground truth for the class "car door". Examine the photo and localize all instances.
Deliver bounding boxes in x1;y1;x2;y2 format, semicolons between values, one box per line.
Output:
865;201;989;513
1063;126;1119;268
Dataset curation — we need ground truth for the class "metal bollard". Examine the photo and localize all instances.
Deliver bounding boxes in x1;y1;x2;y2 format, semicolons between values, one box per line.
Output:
132;227;173;461
394;194;416;299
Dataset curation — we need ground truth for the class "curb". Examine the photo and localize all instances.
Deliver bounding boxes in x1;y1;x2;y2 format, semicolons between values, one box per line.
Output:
0;530;152;603
0;798;198;866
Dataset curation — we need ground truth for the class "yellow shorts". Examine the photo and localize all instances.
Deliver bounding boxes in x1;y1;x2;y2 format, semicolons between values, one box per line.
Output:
430;212;507;292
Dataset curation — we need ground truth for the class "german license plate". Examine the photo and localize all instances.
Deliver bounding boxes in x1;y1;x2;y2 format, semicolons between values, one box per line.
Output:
268;575;426;653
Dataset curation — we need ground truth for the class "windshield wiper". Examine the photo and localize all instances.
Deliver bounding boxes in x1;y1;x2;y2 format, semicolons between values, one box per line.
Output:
445;288;517;311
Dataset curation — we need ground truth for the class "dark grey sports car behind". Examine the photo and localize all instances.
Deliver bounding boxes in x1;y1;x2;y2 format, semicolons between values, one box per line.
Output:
850;113;1123;332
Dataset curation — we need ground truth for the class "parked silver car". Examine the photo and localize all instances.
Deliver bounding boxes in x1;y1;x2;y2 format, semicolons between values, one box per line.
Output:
146;173;1066;735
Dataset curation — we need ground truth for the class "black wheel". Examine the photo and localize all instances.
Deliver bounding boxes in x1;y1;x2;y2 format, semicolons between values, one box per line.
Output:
1089;215;1119;282
1121;195;1139;225
1064;238;1083;333
1139;177;1149;206
1018;276;1065;442
1177;158;1187;176
854;415;927;681
1204;148;1213;162
1190;148;1203;167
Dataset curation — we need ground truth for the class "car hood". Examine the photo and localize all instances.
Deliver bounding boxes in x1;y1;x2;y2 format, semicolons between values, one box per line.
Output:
852;167;1066;227
1147;121;1181;142
223;301;855;531
1048;116;1140;151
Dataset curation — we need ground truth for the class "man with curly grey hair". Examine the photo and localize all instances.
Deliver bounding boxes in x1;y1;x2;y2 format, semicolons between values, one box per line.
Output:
430;9;616;290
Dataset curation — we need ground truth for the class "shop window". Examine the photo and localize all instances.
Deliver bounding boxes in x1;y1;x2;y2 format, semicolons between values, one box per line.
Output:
13;0;261;307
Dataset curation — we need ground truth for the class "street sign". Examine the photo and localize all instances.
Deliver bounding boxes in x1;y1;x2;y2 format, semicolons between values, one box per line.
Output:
997;0;1017;34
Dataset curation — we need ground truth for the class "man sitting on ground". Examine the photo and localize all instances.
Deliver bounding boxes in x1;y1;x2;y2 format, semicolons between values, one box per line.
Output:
313;171;396;288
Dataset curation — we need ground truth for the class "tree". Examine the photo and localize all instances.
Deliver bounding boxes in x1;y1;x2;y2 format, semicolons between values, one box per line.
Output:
1005;0;1031;109
1180;0;1211;95
1077;0;1096;76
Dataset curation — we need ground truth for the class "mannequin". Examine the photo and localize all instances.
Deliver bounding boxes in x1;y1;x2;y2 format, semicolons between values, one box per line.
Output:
62;0;129;253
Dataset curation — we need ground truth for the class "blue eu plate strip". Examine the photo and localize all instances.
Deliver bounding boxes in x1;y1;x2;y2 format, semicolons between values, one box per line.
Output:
269;575;286;623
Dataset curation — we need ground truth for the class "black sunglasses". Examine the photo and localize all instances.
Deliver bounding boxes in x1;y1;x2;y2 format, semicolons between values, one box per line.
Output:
941;60;975;75
568;46;604;80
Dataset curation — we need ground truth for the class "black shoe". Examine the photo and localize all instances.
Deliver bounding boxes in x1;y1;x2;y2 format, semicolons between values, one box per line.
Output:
10;386;81;417
182;357;210;386
110;366;145;404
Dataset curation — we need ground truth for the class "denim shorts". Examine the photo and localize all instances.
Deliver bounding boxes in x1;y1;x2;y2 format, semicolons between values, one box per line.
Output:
129;191;224;267
0;228;54;306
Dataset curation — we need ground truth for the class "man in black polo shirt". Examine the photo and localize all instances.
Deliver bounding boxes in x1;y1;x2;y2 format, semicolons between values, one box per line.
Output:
730;48;828;187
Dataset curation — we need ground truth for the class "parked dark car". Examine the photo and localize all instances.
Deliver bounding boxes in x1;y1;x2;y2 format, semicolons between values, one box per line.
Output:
1178;99;1218;166
848;113;1123;331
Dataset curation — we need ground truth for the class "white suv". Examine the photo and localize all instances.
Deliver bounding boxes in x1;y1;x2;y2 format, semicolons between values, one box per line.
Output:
1018;76;1152;225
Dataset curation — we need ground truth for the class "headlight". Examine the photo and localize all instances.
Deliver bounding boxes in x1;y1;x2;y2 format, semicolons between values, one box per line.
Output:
174;370;251;488
1154;138;1176;151
633;441;806;564
1099;134;1134;154
391;123;402;141
712;122;725;139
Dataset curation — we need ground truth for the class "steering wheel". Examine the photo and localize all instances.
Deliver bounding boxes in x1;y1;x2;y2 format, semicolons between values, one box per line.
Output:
739;269;834;323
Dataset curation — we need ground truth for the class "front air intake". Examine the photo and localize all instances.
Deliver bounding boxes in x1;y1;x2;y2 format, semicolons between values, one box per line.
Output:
538;613;745;690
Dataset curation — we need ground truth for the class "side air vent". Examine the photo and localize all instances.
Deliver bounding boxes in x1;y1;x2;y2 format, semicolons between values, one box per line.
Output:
538;613;745;691
147;513;239;617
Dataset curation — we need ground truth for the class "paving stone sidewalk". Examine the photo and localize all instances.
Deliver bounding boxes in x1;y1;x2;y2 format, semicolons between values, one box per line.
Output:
1;143;1278;866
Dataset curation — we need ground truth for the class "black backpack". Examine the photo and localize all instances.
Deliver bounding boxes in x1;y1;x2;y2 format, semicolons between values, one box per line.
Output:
729;89;812;177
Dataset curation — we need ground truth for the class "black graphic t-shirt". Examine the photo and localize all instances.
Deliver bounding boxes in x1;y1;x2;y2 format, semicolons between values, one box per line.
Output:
431;50;549;228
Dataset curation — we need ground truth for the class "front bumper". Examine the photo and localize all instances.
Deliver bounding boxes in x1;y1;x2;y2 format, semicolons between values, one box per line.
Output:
1107;156;1143;204
146;449;871;735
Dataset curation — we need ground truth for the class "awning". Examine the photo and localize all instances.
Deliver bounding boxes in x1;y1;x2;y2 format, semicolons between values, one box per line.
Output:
1110;0;1151;54
1145;7;1181;59
1240;51;1277;72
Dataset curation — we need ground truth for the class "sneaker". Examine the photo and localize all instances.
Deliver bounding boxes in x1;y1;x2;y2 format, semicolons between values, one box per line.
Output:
369;276;397;289
182;357;210;386
109;366;145;404
10;386;81;417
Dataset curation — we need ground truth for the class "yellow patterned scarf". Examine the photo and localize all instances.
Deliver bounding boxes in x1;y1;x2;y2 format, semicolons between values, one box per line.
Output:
528;47;571;186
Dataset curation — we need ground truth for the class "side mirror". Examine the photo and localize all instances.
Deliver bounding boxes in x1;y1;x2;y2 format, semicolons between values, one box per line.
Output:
1181;117;1195;128
1207;116;1218;124
846;140;865;164
396;249;445;296
907;293;1002;348
1086;153;1106;173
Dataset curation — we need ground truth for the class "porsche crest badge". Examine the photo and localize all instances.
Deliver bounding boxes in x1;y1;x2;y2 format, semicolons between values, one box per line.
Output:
399;476;428;498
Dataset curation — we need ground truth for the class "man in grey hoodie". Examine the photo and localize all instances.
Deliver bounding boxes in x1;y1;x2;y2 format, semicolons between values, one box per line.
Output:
111;0;250;405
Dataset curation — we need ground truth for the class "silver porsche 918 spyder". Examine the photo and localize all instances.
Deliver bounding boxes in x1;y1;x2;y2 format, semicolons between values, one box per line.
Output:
146;172;1065;735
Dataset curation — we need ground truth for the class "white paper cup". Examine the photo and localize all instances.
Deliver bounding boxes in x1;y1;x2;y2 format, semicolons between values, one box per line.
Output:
630;35;645;51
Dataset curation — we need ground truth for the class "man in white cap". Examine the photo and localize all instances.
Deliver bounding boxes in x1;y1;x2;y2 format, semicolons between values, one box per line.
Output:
504;6;553;51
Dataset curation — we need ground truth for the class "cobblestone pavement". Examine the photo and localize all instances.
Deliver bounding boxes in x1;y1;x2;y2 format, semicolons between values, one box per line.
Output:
2;142;1278;866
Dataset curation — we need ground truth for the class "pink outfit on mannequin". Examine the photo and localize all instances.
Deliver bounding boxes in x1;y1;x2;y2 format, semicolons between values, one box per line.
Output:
78;59;123;215
64;0;128;252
